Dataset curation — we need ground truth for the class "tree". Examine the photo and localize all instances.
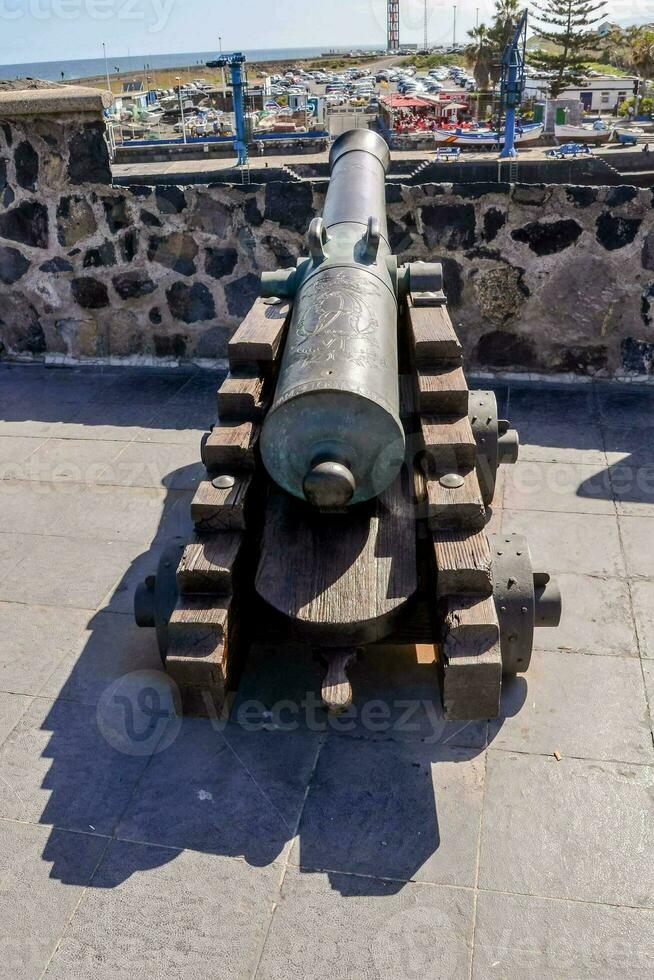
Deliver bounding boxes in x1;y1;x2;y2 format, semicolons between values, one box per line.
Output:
465;24;493;90
529;0;607;97
627;27;654;80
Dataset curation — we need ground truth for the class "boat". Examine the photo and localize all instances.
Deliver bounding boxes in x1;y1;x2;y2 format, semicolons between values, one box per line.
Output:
433;122;544;147
554;121;611;145
612;124;646;144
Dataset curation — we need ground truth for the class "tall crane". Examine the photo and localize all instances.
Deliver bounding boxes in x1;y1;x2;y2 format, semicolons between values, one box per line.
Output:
207;51;250;166
498;8;528;159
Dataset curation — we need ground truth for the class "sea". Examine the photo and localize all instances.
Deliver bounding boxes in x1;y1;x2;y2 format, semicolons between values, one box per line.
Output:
0;46;380;83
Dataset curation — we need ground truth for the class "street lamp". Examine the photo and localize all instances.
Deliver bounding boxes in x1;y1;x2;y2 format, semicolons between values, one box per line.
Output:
102;41;111;95
176;76;187;144
218;35;227;107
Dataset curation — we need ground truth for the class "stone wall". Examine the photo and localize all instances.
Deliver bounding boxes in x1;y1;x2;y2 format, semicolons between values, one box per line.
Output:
1;89;654;376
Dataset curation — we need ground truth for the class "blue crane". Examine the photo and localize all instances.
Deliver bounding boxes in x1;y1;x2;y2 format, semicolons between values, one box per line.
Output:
207;51;249;166
499;8;528;159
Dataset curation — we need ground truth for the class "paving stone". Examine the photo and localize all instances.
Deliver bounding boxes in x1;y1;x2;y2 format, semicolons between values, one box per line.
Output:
0;435;44;469
597;386;654;430
0;822;106;979
535;573;637;658
630;579;654;658
0;601;91;696
503;460;615;515
490;649;652;763
642;661;654;732
473;889;654;980
291;737;484;888
0;534;139;608
233;644;487;749
98;540;166;615
620;516;654;577
23;437;126;485
257;867;474;980
0;480;89;539
0;696;156;834
116;718;320;867
603;424;654;464
96;440;205;490
503;509;626;578
479;751;654;906
514;419;607;465
46;840;277;980
0;691;32;745
39;610;162;706
609;461;654;516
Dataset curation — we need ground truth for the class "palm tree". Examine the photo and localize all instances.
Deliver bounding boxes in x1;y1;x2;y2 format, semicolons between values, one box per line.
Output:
466;24;493;90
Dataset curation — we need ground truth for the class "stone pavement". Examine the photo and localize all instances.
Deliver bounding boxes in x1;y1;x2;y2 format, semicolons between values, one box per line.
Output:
0;363;653;979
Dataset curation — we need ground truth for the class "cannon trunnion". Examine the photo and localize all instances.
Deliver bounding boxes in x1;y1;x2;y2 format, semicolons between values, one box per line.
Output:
134;130;562;720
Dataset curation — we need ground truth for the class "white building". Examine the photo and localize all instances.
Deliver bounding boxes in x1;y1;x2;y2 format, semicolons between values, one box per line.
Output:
524;74;636;112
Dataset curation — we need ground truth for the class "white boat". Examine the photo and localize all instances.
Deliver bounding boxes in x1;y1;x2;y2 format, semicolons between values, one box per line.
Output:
612;124;646;143
433;122;544;147
554;122;611;145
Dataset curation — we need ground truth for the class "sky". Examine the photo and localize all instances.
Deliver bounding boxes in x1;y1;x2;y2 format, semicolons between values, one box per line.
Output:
0;0;498;66
0;0;653;66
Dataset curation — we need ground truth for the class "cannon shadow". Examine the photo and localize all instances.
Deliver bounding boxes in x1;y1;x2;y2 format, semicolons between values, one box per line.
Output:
32;475;516;898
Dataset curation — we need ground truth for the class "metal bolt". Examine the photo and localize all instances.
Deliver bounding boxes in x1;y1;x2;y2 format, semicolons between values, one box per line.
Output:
212;474;236;490
263;296;283;306
521;606;528;614
439;472;465;489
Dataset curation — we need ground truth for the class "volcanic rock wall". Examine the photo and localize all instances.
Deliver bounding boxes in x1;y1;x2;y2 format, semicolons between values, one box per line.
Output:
1;88;654;376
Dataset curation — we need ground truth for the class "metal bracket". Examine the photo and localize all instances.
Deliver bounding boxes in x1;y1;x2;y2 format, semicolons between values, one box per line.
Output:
490;532;562;674
405;261;447;306
363;215;381;261
469;390;519;506
308;216;329;262
134;545;182;663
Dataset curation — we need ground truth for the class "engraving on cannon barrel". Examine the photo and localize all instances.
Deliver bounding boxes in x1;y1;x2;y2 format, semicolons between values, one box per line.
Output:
289;270;388;372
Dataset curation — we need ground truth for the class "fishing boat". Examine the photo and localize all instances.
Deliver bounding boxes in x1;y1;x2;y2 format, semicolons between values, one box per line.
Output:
554;121;611;145
612;123;646;144
433;122;544;147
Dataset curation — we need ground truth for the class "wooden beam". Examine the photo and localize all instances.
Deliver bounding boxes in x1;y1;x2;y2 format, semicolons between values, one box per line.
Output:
166;595;231;686
201;420;259;472
228;297;290;368
421;414;477;472
433;529;493;597
191;473;254;531
217;372;268;421
425;468;486;531
176;533;243;595
440;595;502;720
407;300;463;366
418;366;469;415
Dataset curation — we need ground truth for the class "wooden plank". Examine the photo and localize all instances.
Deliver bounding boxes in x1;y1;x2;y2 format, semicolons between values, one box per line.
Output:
444;595;499;643
255;471;418;647
407;300;462;366
166;596;231;701
421;414;477;471
399;374;418;420
191;473;254;531
176;533;243;595
433;530;493;596
217;372;268;421
228;297;290;367
425;469;486;531
440;595;502;720
201;420;259;472
418;366;469;415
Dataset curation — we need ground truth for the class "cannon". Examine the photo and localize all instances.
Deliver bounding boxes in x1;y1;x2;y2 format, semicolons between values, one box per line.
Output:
135;129;562;720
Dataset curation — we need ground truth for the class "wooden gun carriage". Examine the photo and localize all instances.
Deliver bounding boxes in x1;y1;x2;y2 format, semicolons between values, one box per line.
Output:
135;130;562;720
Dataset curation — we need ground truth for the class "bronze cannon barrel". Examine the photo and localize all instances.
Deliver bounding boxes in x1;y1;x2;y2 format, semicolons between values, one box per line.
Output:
259;130;406;509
